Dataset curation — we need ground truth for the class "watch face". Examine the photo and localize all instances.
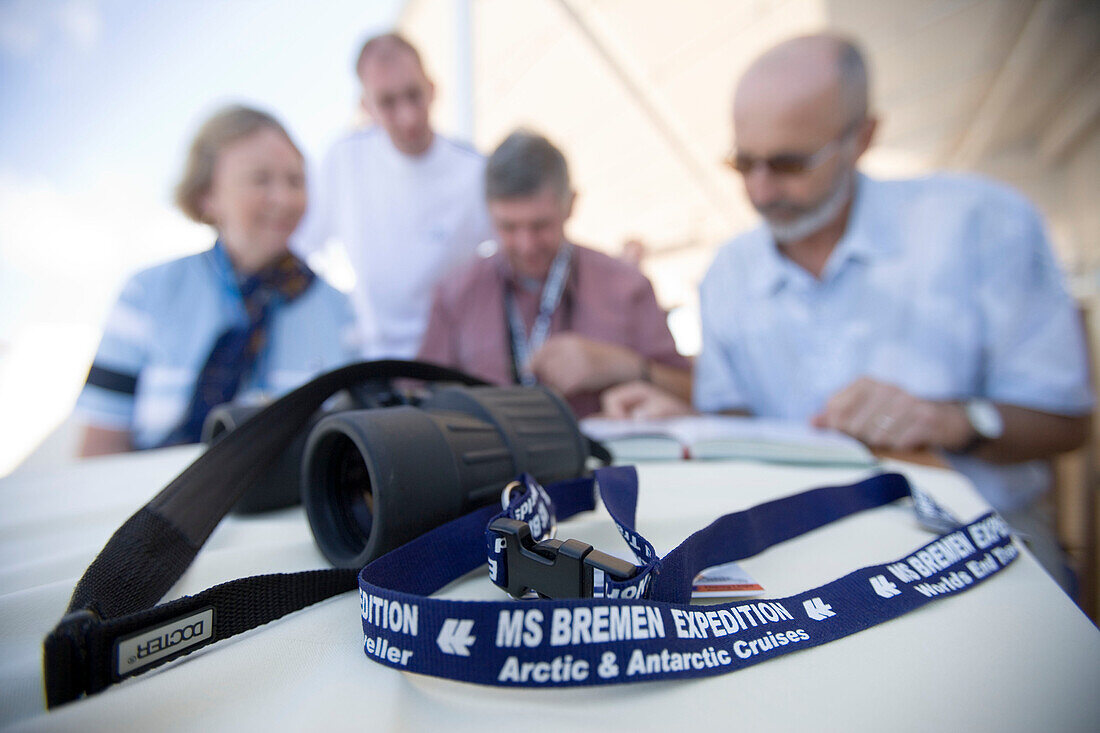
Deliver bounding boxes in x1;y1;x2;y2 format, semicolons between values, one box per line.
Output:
967;400;1004;440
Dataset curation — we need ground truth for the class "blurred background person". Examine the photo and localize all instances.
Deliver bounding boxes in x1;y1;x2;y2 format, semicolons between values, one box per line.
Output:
418;128;690;417
293;32;493;359
75;105;361;456
619;237;646;269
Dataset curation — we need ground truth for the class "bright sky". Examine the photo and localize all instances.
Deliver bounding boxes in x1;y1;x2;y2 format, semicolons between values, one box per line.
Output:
0;0;405;473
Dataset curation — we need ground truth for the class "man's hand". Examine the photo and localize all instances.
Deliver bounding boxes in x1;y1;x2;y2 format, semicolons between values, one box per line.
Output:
599;380;696;419
530;334;644;396
811;377;973;451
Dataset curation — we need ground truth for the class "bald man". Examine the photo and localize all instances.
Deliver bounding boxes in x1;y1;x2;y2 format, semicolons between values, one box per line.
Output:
605;34;1092;589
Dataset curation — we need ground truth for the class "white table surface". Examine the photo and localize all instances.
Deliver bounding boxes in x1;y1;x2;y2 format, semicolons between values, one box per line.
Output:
1;447;1098;732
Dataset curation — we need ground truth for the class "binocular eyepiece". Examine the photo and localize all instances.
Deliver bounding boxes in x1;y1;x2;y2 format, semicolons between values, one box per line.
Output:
205;384;588;569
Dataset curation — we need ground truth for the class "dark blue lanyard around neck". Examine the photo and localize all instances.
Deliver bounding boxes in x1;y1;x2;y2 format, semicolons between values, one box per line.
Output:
357;466;1017;687
506;242;573;386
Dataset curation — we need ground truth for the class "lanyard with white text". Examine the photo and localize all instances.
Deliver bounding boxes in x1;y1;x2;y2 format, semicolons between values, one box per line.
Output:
357;467;1017;687
506;242;573;386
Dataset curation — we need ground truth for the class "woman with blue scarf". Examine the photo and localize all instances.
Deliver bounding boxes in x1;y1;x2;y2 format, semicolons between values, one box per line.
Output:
76;106;362;455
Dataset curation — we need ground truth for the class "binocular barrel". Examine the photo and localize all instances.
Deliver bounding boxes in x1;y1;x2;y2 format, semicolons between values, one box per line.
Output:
302;385;587;568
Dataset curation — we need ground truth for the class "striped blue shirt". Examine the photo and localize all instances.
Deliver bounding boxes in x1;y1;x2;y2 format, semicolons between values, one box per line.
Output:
76;246;363;448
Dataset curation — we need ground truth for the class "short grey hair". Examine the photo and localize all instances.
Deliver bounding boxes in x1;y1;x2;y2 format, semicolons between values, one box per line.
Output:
485;129;571;203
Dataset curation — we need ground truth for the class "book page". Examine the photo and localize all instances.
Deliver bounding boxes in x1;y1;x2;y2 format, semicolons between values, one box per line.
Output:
581;415;874;466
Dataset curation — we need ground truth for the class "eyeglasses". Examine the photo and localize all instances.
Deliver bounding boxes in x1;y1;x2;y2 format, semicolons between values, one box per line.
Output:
724;123;859;176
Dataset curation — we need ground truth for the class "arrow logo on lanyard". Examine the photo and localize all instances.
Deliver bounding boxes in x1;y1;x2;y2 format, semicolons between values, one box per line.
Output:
803;597;836;621
870;575;901;598
436;619;476;656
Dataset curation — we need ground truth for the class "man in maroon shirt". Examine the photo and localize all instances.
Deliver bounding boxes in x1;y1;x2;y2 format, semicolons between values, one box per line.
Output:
417;129;690;417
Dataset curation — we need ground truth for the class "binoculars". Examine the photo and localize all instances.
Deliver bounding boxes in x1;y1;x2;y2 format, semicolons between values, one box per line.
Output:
203;383;588;569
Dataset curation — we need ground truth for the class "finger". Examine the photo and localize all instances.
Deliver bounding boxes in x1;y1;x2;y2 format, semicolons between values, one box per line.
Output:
601;381;692;419
819;378;873;429
890;418;931;451
862;390;916;446
888;401;939;450
631;386;694;419
600;383;645;418
633;397;692;419
843;382;898;439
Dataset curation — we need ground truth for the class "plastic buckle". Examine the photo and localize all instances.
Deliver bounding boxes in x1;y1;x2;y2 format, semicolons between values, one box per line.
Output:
488;517;637;599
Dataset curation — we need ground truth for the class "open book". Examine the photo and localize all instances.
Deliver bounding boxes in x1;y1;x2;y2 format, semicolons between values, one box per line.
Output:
580;415;876;467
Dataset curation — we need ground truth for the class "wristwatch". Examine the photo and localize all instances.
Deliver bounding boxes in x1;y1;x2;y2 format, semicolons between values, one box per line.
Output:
960;399;1003;453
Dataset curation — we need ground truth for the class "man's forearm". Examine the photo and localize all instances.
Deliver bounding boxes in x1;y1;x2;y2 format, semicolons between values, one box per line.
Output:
967;405;1090;464
644;359;692;404
813;377;1091;461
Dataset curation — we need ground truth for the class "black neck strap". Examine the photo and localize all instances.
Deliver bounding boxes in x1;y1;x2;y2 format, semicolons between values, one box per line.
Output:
44;360;488;708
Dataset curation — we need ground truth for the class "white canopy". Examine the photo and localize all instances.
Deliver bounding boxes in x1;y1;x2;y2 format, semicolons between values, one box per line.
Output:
401;0;1100;331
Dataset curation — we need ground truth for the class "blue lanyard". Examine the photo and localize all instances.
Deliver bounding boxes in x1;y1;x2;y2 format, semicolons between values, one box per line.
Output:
506;243;573;386
358;467;1017;686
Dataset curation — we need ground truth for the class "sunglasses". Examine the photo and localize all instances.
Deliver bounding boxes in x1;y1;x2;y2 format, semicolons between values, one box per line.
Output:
725;124;858;176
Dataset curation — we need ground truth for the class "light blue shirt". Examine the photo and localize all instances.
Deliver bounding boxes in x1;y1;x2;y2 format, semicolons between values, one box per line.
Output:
76;246;363;449
695;173;1093;512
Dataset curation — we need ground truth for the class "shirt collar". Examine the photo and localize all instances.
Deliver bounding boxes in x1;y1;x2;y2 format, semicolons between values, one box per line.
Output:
494;241;574;292
752;231;793;297
208;239;243;290
822;173;886;278
751;173;887;296
378;126;440;167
